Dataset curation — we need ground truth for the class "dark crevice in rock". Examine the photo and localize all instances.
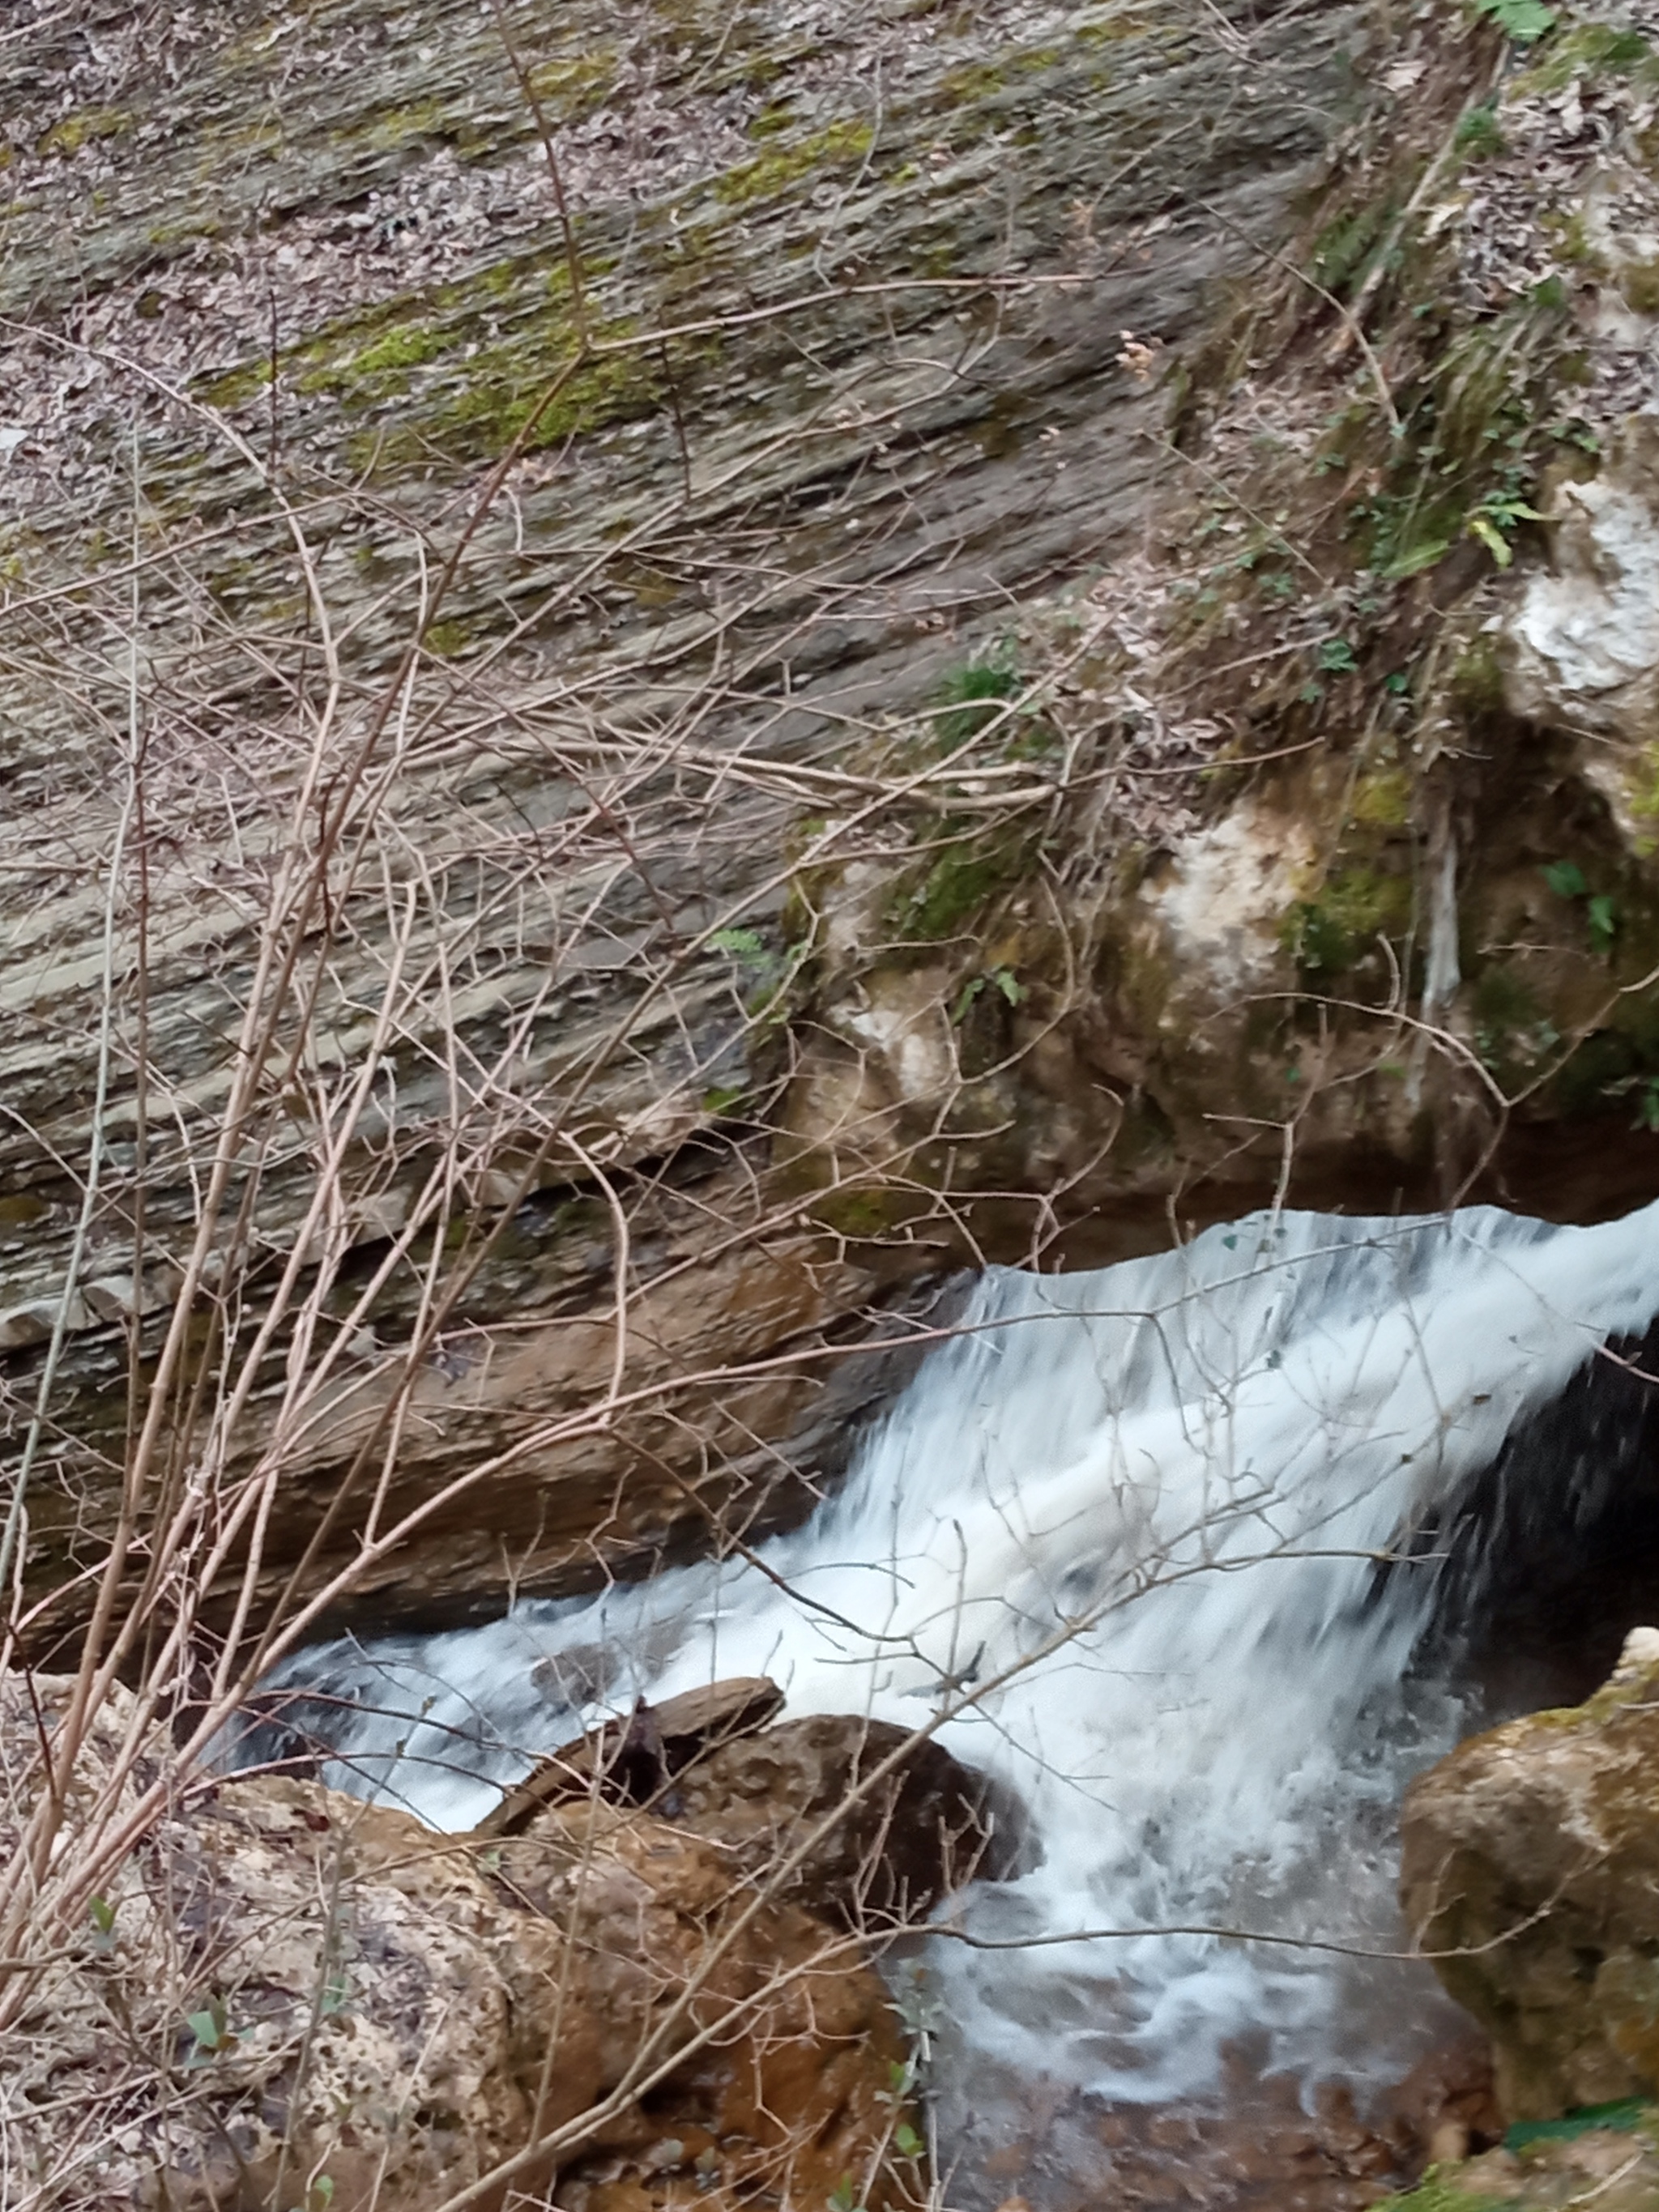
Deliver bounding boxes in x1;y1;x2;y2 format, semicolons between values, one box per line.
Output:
1402;1318;1659;1717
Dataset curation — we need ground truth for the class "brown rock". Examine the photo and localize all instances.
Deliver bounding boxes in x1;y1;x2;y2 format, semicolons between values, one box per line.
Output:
477;1676;787;1836
1401;1627;1659;2120
662;1711;1025;1930
0;0;1390;1662
496;1801;914;2212
5;1674;911;2212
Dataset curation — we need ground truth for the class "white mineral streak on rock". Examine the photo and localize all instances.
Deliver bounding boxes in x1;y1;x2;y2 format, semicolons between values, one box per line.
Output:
841;968;955;1104
1612;1622;1659;1678
1504;419;1659;841
1141;795;1315;1009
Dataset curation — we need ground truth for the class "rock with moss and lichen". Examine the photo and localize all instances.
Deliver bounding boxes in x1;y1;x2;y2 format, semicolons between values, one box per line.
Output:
5;1672;915;2212
1401;1627;1659;2127
0;0;1373;1647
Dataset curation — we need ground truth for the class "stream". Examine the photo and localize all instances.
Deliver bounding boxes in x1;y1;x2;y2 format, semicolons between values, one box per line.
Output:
245;1200;1659;2206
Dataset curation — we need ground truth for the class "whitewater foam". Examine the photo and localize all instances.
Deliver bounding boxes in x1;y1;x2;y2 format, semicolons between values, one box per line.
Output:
251;1200;1659;2103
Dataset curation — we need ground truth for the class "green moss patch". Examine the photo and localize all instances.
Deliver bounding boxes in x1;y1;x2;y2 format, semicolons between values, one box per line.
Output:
1284;867;1412;974
1382;2173;1524;2212
894;825;1035;944
714;119;874;207
36;107;131;158
1505;2097;1653;2150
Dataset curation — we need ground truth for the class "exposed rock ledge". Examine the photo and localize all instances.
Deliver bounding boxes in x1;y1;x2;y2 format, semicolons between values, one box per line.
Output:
3;1669;1005;2211
12;0;1659;1654
1404;1626;1659;2127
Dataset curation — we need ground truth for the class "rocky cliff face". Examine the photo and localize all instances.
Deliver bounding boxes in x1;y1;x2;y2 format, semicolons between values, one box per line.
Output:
0;0;1375;1642
8;0;1659;1646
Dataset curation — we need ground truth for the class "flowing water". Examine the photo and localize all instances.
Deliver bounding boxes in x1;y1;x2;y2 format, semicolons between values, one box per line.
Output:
249;1200;1659;2201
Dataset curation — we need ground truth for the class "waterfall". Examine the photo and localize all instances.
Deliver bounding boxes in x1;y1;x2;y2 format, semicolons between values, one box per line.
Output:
249;1200;1659;2108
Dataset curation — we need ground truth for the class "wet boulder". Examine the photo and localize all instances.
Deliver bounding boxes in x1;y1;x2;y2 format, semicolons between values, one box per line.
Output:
477;1676;787;1835
1401;1627;1659;2121
1380;2112;1659;2212
478;1678;1024;1930
663;1711;1026;1931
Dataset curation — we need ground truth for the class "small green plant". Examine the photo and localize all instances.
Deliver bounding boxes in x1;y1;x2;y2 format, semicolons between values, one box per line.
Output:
87;1894;117;1955
1587;893;1618;952
1472;0;1557;43
893;2121;924;2159
828;2176;866;2212
185;1995;236;2062
1455;101;1505;159
1542;858;1587;899
1316;637;1358;674
953;965;1027;1023
1377;535;1452;580
1467;483;1546;568
708;926;768;964
1542;859;1618;950
936;657;1020;745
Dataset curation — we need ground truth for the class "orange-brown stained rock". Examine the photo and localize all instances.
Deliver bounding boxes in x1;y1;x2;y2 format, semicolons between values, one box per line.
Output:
662;1711;1025;1930
476;1675;787;1836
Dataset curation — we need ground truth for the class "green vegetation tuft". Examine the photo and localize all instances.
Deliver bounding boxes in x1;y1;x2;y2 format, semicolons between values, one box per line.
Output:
1505;2098;1653;2150
36;106;130;157
936;658;1021;745
1456;103;1506;160
1311;200;1393;296
1472;0;1557;45
1284;867;1411;974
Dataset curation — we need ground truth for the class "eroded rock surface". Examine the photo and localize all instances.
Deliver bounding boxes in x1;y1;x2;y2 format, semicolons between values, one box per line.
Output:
2;1673;915;2212
0;0;1372;1643
474;1678;1022;1929
13;0;1659;1658
1385;2120;1659;2212
1401;1628;1659;2123
663;1709;1024;1928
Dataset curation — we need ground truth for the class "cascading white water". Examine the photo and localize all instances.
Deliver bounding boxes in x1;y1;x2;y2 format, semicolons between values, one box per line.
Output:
255;1200;1659;2112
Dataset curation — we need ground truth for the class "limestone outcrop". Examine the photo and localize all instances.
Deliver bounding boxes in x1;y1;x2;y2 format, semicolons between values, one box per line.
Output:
1401;1628;1659;2124
1385;2116;1659;2211
11;0;1659;1656
1;1673;921;2212
0;0;1377;1647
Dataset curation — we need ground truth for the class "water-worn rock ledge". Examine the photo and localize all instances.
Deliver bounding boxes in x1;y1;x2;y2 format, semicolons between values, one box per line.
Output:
1389;1631;1659;2209
11;0;1659;1643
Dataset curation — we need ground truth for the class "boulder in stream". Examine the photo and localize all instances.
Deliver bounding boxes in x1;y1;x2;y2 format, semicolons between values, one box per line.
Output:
1401;1626;1659;2123
664;1711;1025;1930
481;1676;1024;1929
